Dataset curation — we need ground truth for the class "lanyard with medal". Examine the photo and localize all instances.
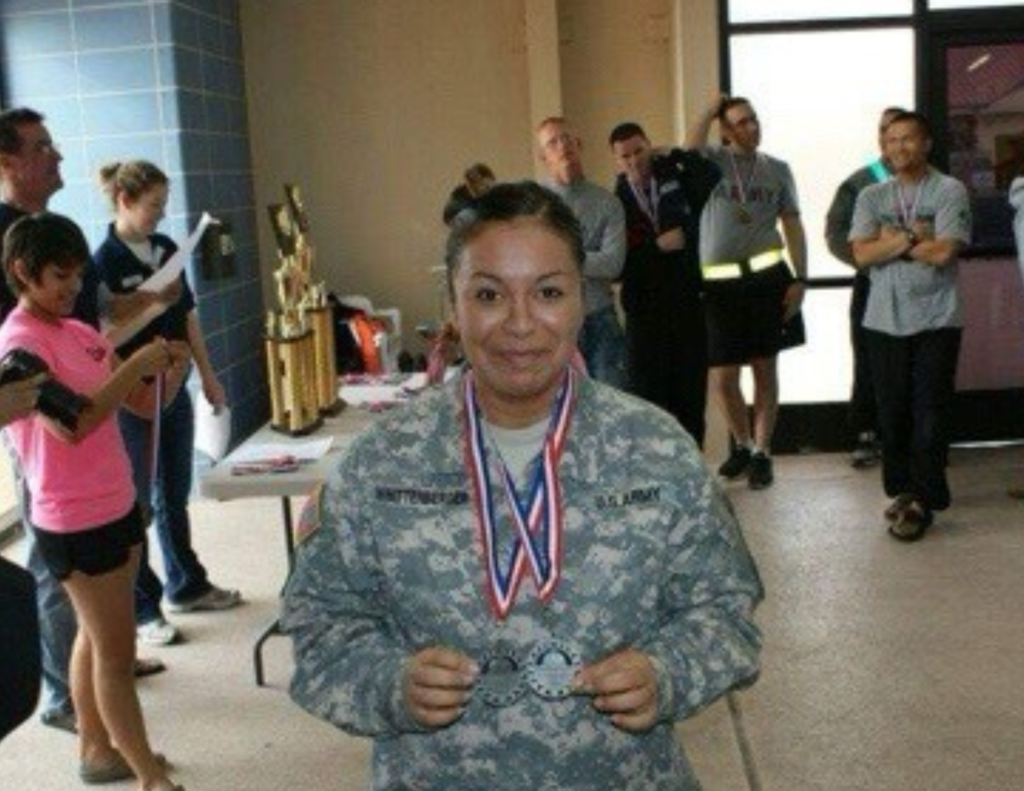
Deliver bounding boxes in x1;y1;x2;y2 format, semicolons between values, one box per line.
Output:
894;175;926;235
462;369;583;707
728;149;759;224
628;177;659;230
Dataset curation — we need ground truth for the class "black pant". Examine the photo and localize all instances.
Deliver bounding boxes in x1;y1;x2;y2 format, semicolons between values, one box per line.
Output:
849;274;876;437
866;327;962;511
0;556;41;743
626;299;708;447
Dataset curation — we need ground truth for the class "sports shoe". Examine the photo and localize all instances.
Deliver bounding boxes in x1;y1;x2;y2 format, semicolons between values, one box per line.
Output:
137;617;180;646
850;433;880;469
747;452;774;490
167;585;242;613
718;446;752;479
40;706;77;734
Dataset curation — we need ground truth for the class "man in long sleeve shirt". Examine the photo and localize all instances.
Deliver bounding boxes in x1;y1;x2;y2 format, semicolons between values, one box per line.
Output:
536;117;628;389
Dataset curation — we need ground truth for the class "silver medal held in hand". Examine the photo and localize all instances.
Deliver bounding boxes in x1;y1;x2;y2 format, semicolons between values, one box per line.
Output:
525;640;582;700
476;648;527;708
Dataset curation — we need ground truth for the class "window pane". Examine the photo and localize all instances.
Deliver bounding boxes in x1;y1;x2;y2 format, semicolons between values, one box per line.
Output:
729;0;911;24
930;0;1023;9
947;41;1024;253
730;28;915;403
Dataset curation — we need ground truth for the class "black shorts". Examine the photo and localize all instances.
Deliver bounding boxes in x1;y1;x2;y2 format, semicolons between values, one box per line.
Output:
31;505;144;582
704;264;799;366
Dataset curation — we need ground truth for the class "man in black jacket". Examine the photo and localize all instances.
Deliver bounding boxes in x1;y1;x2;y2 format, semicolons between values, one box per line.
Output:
609;122;721;446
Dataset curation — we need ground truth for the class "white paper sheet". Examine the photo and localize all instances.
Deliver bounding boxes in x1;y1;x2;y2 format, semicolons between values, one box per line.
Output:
340;373;429;406
227;437;333;464
194;394;232;461
105;212;221;349
140;212;219;293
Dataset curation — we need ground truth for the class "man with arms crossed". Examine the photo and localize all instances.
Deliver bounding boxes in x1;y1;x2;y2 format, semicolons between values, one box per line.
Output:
608;122;720;445
687;96;808;489
850;111;971;541
826;107;905;469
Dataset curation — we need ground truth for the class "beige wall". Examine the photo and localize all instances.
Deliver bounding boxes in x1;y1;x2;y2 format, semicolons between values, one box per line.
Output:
241;0;718;351
558;0;675;186
242;0;535;350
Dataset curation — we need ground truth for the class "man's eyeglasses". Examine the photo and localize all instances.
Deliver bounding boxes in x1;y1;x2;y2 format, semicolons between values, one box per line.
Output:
24;139;60;156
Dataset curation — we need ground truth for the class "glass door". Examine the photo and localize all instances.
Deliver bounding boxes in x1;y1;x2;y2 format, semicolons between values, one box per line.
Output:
927;9;1024;442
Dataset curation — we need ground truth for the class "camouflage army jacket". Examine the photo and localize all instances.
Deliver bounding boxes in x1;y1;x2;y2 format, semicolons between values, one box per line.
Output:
282;372;763;790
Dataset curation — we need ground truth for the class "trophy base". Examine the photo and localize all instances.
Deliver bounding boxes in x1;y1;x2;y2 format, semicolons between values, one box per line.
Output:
319;398;345;417
270;414;324;437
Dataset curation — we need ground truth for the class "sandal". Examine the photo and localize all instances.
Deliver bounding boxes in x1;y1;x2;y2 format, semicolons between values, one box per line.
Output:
80;751;169;785
134;657;168;678
884;493;915;523
79;753;132;785
888;500;933;542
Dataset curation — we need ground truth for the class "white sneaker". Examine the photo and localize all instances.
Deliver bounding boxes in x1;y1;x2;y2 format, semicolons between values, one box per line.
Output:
137;617;180;646
167;585;242;613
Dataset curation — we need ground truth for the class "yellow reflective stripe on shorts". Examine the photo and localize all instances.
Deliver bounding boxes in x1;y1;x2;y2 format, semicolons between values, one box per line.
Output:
702;264;743;280
701;248;785;280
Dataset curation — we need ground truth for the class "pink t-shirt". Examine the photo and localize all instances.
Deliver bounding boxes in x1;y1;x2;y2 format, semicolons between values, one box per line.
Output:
0;308;135;533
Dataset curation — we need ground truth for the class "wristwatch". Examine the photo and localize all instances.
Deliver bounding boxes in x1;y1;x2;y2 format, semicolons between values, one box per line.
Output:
900;229;919;261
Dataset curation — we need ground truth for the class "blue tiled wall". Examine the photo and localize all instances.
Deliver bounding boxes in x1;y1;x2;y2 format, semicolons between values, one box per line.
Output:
0;0;268;444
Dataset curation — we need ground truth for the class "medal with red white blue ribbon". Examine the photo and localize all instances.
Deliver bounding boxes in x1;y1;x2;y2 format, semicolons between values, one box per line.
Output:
462;369;576;620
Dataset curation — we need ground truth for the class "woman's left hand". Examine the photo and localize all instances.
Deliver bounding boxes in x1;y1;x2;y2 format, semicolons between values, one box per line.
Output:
202;376;227;410
575;648;659;732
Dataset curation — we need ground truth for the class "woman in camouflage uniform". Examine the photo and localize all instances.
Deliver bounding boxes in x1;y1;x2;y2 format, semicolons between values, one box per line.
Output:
283;181;763;790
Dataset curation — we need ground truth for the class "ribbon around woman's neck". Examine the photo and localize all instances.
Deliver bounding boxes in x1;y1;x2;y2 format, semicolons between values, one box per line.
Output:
462;369;576;620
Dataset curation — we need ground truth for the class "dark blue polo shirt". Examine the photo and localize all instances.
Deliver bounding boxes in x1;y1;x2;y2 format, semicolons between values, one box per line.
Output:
92;223;196;357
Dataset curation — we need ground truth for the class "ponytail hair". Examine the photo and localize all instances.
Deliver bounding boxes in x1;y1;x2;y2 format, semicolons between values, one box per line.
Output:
98;160;169;209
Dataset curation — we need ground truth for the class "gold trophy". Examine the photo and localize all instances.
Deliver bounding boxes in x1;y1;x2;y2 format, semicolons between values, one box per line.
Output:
264;200;322;435
285;184;341;415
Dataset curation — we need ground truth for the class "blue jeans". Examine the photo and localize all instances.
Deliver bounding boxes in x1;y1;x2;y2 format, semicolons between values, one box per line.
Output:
23;530;75;715
579;305;628;390
3;437;75;716
119;389;211;625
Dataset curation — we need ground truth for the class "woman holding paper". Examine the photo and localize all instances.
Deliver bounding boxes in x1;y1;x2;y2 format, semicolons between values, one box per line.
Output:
94;161;239;649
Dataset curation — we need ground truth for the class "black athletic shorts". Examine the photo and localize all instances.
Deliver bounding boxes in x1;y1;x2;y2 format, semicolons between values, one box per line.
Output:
31;505;144;582
704;262;800;366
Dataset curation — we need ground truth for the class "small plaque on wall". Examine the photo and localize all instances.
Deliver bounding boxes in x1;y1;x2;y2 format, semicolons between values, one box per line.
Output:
201;220;237;281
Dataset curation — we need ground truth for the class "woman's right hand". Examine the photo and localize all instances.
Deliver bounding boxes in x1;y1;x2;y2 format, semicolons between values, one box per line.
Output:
403;646;479;728
131;338;174;379
0;373;45;427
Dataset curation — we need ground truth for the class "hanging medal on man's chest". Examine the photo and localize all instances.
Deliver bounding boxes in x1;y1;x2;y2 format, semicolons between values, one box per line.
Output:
462;371;576;621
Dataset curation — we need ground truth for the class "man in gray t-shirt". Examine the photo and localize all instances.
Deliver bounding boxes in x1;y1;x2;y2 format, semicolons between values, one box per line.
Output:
850;111;971;541
687;96;808;491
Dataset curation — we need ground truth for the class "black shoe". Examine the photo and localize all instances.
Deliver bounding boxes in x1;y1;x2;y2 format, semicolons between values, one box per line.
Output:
718;446;752;479
748;452;774;490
